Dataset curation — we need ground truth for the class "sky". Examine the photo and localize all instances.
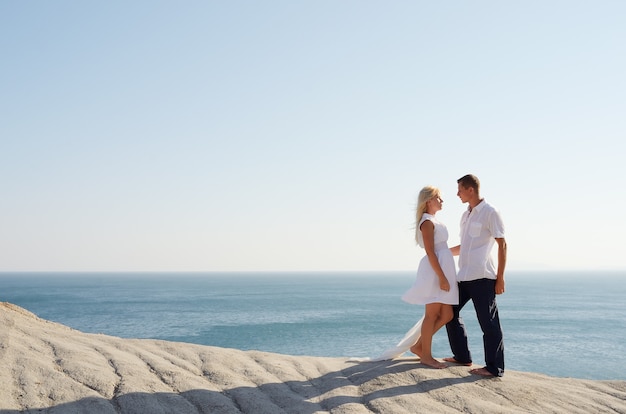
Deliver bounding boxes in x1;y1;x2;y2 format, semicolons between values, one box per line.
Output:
1;1;625;272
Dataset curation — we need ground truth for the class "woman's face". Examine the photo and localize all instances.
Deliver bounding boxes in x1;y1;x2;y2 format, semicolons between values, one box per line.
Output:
429;194;443;212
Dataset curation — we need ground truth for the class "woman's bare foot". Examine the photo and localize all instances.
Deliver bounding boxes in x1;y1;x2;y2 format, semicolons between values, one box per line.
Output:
410;341;422;358
420;357;446;369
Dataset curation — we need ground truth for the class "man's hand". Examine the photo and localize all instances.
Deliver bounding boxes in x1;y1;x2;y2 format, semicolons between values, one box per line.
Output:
495;278;505;295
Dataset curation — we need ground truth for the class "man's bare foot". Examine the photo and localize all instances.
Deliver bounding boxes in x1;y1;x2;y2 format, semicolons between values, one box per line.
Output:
469;367;495;377
420;357;446;369
443;357;472;366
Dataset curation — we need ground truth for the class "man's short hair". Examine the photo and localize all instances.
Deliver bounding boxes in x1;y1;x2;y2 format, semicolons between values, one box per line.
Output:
457;174;480;192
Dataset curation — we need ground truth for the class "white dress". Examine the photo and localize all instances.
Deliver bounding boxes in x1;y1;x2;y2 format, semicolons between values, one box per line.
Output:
401;213;458;305
348;214;459;362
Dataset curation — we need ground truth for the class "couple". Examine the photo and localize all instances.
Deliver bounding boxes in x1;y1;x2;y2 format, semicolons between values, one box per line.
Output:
382;174;507;377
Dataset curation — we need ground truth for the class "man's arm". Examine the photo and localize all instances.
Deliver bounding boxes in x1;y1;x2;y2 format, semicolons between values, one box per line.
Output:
495;237;507;294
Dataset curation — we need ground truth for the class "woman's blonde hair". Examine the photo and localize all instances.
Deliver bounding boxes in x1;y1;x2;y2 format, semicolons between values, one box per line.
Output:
415;185;441;244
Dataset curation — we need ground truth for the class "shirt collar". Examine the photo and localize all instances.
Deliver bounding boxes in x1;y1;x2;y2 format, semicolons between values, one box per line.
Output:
468;199;485;214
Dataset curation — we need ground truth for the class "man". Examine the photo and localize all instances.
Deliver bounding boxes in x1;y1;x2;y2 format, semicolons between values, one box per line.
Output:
445;174;507;377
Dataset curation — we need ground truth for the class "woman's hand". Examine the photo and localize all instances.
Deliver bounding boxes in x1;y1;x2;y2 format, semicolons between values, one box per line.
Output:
439;278;450;292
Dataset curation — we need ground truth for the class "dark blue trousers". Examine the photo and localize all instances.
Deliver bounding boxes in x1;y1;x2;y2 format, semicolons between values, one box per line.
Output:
446;278;505;376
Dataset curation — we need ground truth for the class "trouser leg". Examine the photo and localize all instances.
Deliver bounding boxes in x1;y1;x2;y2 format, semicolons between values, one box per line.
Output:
445;282;472;363
470;278;505;376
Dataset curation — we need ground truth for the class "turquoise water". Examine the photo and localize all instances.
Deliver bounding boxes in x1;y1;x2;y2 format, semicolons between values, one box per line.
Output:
1;271;625;380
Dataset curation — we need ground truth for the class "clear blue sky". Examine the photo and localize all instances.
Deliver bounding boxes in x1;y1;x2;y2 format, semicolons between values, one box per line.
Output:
2;1;625;272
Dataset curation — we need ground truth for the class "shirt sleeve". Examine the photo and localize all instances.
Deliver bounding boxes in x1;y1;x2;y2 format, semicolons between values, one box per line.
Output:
488;209;505;238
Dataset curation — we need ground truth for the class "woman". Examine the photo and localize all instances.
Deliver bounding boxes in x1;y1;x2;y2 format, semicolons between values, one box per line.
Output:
401;185;458;369
349;186;458;365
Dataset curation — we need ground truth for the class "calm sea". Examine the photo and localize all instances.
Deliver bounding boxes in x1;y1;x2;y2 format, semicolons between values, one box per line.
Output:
1;271;625;381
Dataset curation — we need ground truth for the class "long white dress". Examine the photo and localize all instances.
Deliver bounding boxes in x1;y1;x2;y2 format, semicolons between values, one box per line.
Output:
351;213;458;362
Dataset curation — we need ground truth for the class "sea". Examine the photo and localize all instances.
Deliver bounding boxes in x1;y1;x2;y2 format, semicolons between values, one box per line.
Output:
1;271;625;381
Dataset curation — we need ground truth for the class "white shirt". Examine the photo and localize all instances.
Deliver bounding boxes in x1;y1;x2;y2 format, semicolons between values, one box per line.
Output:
457;199;505;282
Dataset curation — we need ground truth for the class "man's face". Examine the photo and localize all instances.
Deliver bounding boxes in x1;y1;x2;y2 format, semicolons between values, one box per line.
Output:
457;183;471;203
